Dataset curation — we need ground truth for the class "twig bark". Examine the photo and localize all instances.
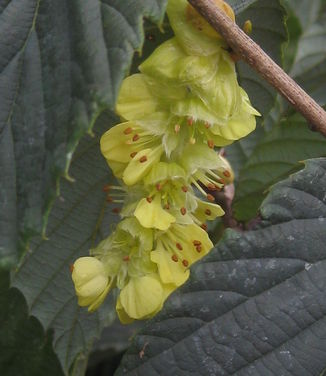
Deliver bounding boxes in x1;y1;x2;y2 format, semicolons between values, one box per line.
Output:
188;0;326;138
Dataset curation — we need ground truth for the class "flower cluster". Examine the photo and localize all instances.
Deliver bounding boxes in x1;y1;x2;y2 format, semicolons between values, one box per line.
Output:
71;0;259;323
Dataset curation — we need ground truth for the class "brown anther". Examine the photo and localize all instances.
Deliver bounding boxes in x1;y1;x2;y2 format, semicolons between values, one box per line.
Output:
180;207;187;215
123;127;133;135
171;254;178;262
207;140;214;149
106;196;113;203
112;207;121;214
146;197;153;203
156;183;162;191
201;223;208;231
164;203;170;210
207;194;215;202
204;122;211;129
181;185;188;192
223;170;231;178
187;117;194;126
69;264;74;273
196;245;202;252
130;151;137;158
182;259;189;267
175;124;181;133
176;243;183;251
207;183;217;191
193;240;201;246
132;134;140;142
218;178;225;184
205;209;212;216
123;255;130;262
140;156;147;163
102;184;111;192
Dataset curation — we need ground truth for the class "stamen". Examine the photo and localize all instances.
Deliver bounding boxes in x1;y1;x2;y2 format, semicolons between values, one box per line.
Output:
106;196;113;203
181;186;188;192
196;245;202;252
207;183;218;191
201;223;208;231
132;134;140;142
207;140;214;149
182;259;189;267
175;124;181;133
156;183;162;191
193;240;201;246
130;151;137;158
146;197;153;203
171;254;178;262
187;117;194;126
204;121;211;129
140;156;147;163
112;208;121;214
223;170;231;178
123;255;130;261
205;209;212;216
123;127;133;135
207;194;215;202
102;185;111;192
176;242;183;250
180;207;187;215
164;203;170;210
218;178;225;184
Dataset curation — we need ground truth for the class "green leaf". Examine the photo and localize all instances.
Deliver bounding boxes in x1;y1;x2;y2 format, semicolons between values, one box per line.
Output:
12;112;121;373
116;158;326;376
0;0;167;268
0;271;64;376
233;114;326;221
225;0;287;176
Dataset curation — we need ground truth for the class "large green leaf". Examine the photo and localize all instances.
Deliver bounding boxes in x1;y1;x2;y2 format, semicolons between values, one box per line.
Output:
0;271;63;376
12;112;123;373
116;158;326;376
0;0;167;268
233;114;326;221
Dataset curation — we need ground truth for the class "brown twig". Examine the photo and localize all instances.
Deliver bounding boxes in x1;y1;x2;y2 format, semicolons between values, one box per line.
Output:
188;0;326;138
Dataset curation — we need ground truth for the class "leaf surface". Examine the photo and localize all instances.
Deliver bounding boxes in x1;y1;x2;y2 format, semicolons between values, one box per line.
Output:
116;158;326;376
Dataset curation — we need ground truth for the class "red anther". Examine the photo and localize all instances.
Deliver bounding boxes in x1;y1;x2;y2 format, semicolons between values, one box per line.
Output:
180;207;187;215
102;184;111;192
196;245;202;252
223;170;231;178
112;207;121;214
193;240;201;246
218;178;225;184
132;134;140;142
146;197;153;203
204;122;211;129
164;203;170;210
171;254;178;262
130;151;137;158
175;124;181;133
201;223;208;231
106;196;113;203
207;183;217;191
176;243;183;250
187;117;194;126
123;255;130;261
123;127;133;135
182;259;189;267
156;183;162;191
140;156;147;163
69;264;74;273
207;194;215;202
181;185;188;192
207;140;214;149
205;209;212;216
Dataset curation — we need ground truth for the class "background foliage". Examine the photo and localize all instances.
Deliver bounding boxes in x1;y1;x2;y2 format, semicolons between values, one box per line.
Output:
1;0;326;375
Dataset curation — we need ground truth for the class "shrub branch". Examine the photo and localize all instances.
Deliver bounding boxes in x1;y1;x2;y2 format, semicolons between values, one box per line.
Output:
188;0;326;138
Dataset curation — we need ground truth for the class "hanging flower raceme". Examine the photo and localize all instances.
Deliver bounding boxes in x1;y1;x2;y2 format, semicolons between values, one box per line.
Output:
71;0;260;323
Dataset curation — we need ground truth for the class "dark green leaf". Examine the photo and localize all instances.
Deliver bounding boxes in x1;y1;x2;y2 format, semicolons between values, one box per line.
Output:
12;113;121;372
0;0;167;267
233;114;326;221
116;158;326;376
0;271;63;376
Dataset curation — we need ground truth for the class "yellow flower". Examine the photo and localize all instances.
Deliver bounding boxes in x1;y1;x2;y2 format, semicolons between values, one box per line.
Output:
71;257;111;312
